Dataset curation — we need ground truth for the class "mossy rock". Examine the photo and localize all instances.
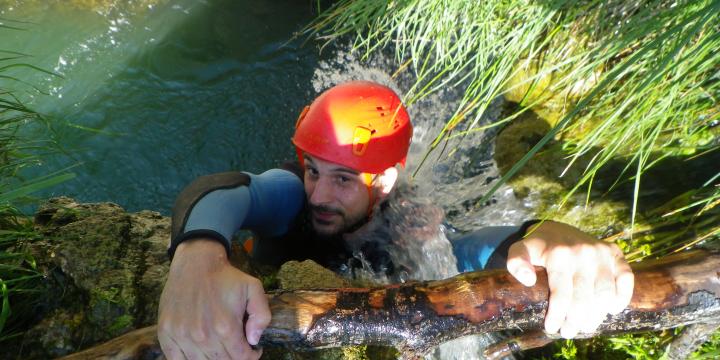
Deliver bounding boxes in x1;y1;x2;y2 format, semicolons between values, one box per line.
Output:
494;109;643;239
277;260;351;290
16;197;173;358
503;56;601;127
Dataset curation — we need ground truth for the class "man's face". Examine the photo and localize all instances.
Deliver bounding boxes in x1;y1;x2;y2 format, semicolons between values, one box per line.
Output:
303;154;372;238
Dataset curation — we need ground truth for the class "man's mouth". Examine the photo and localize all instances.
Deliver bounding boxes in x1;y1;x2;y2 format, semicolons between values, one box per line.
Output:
310;205;342;224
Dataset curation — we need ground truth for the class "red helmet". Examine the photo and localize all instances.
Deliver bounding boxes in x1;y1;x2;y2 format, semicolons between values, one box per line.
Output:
292;81;413;174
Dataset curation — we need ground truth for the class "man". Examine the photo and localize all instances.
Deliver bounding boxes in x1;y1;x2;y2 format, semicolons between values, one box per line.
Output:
158;81;634;360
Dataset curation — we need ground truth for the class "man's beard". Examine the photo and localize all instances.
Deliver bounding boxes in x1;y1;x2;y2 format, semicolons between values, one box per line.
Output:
308;203;368;244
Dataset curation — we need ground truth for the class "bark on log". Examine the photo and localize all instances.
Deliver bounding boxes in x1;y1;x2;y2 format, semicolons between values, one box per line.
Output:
60;249;720;359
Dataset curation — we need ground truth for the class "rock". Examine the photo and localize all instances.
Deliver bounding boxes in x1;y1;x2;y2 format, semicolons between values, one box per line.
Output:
277;260;350;290
16;197;171;357
503;52;601;127
17;197;261;359
494;109;638;238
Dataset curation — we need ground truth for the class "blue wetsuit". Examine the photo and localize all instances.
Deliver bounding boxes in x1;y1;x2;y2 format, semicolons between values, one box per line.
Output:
170;167;526;273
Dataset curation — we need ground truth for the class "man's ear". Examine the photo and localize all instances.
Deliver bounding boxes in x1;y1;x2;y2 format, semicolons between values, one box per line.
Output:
377;166;398;196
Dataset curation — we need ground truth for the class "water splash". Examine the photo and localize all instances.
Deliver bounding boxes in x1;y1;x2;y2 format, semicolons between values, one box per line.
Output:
312;45;527;358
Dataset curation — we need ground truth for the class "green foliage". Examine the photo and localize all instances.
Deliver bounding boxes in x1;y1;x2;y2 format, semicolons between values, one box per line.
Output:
0;28;74;340
606;332;673;360
555;339;578;359
304;0;719;227
690;329;720;359
0;206;44;341
108;314;134;334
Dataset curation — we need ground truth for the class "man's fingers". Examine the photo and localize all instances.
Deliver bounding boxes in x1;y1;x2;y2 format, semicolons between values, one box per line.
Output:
544;268;573;334
212;313;251;360
244;278;271;346
198;339;232;360
223;329;263;360
176;342;207;360
213;308;261;360
563;264;597;338
587;266;616;332
507;242;537;287
613;263;635;314
158;333;183;360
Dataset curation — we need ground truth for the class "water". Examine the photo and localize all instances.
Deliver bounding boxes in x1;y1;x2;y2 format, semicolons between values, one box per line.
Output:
310;50;523;359
4;0;323;213
3;1;529;358
3;0;529;226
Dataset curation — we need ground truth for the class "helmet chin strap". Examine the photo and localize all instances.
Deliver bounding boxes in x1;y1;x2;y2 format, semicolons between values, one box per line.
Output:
363;173;376;217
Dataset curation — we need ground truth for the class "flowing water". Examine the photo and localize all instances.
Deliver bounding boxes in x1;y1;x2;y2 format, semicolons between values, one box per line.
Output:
3;0;530;358
4;0;322;212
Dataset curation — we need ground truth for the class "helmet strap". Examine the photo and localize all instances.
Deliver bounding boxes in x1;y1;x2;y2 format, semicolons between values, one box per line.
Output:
363;173;378;217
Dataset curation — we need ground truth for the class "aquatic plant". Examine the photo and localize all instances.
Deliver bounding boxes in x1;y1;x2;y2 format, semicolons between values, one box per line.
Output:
304;0;720;357
0;37;74;340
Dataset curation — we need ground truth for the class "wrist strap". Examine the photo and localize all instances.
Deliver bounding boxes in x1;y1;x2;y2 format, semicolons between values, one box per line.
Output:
167;229;231;261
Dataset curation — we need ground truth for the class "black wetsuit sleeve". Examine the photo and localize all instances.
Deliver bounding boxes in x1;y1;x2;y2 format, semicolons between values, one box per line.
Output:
484;220;542;269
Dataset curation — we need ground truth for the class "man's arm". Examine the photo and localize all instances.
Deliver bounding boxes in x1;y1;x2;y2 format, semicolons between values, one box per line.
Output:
451;226;520;271
159;169;304;360
452;221;634;339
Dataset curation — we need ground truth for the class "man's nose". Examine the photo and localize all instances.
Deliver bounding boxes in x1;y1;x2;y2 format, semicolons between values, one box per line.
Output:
309;177;334;204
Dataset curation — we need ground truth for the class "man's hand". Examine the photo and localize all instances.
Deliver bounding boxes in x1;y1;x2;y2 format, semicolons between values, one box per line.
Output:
158;239;270;360
506;221;634;339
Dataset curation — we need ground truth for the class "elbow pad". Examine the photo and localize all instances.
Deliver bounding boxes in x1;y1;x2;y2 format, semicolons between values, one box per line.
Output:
169;172;251;259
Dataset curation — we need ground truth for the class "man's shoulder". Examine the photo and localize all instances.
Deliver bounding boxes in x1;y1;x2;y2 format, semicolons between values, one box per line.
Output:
278;161;303;180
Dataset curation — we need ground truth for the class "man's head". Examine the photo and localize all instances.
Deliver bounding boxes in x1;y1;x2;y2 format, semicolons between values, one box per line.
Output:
292;81;412;238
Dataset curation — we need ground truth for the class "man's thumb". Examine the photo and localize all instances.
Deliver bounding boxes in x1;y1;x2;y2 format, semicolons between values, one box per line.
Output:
244;279;271;346
506;242;537;287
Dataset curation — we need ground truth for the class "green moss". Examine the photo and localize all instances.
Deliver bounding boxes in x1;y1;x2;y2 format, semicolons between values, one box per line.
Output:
342;346;369;360
277;260;350;290
108;314;134;334
260;271;279;291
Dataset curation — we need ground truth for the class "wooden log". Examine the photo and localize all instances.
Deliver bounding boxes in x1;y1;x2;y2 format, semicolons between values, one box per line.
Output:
60;249;720;359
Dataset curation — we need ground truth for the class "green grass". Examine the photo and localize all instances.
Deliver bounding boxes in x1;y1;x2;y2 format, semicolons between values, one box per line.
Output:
304;0;719;230
0;30;74;340
304;0;720;358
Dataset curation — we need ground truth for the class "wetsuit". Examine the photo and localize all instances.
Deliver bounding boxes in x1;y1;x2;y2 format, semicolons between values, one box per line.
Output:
169;167;530;274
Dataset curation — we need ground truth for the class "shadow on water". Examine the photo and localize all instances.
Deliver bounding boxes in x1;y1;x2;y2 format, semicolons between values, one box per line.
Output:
17;0;327;214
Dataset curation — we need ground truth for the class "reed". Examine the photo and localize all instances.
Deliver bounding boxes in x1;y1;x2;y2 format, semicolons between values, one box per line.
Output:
0;37;74;340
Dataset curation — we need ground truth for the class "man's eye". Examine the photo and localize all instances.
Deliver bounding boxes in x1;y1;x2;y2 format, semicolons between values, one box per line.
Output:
306;167;318;176
338;175;350;183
